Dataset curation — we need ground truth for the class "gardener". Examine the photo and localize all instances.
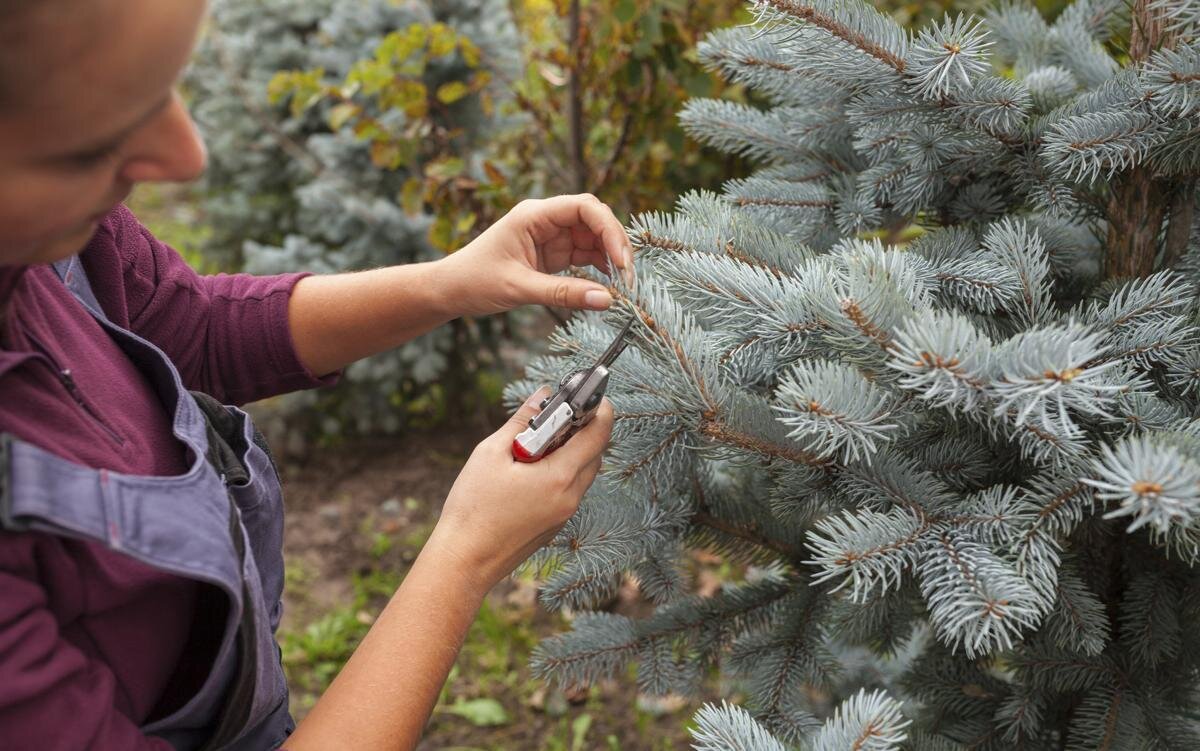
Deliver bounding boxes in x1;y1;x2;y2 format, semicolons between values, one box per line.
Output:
0;1;632;749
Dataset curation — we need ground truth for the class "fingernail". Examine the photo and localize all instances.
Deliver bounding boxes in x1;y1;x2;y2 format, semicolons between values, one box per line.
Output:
524;386;548;407
584;289;612;310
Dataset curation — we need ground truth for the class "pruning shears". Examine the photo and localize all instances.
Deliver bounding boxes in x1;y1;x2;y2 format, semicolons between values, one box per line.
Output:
512;318;635;462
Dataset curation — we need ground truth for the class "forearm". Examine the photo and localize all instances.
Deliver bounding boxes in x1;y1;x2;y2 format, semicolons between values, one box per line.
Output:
286;529;486;750
287;260;457;377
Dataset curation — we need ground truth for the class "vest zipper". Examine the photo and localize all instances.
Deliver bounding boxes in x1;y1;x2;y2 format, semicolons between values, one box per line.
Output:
20;329;126;446
58;367;126;445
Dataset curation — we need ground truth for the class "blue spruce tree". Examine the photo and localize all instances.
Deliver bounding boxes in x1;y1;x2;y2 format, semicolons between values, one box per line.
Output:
506;0;1200;747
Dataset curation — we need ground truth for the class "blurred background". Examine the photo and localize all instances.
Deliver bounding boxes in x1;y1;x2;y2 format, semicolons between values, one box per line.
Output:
131;0;1061;747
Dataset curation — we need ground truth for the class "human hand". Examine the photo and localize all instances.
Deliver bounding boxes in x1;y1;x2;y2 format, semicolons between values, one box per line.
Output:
423;386;614;597
436;193;635;318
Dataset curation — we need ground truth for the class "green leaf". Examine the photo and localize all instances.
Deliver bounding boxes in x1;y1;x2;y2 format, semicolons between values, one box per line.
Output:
444;697;510;727
615;0;638;23
571;713;593;751
425;156;466;179
348;60;392;95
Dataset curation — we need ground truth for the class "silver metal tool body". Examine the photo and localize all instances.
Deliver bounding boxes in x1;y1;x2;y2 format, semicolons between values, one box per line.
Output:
512;319;633;462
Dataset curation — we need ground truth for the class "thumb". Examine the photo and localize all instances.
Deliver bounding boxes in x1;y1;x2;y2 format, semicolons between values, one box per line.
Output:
530;274;613;311
498;386;552;441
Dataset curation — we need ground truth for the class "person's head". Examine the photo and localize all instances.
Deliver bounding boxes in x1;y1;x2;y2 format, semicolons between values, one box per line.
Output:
0;0;208;266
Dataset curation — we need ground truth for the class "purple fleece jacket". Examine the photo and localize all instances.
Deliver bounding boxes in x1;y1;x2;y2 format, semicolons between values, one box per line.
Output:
0;205;335;749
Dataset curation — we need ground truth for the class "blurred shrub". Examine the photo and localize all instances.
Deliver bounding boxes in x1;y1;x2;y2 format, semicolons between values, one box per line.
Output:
500;0;751;216
188;0;524;438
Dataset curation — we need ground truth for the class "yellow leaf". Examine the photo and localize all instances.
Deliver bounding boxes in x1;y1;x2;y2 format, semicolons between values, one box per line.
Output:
459;37;481;68
370;140;402;169
429;214;455;251
400;177;424;217
428;23;457;57
455;211;477;235
266;72;293;104
404;98;429;119
328;102;357;131
436;81;470;104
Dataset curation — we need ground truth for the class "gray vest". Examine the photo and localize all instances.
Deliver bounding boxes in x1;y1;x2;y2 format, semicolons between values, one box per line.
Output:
0;256;293;750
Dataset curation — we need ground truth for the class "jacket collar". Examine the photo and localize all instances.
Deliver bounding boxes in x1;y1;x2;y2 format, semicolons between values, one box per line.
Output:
0;265;41;379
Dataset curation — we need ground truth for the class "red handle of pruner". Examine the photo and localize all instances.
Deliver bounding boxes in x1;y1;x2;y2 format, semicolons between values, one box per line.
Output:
511;434;567;463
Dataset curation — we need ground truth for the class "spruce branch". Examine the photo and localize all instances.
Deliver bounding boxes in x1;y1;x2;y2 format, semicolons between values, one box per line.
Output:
907;14;994;100
990;324;1122;435
1041;110;1166;184
751;0;908;74
805;507;933;601
1086;435;1200;532
1011;647;1120;692
918;530;1043;657
1143;41;1200;118
807;689;911;751
774;359;905;462
691;507;808;562
1120;570;1183;666
691;701;789;751
1043;559;1111;655
698;418;832;468
889;312;992;411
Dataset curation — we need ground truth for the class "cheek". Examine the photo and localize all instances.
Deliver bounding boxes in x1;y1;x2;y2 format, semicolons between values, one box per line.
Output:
0;164;119;264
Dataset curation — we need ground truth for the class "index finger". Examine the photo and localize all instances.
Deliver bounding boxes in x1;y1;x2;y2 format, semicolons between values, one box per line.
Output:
544;194;634;286
544;397;615;471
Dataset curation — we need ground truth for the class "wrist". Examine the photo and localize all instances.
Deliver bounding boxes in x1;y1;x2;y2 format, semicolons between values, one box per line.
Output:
426;254;467;321
417;523;495;602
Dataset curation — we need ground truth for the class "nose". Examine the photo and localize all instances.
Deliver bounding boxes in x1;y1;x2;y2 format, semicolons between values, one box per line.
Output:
118;91;208;184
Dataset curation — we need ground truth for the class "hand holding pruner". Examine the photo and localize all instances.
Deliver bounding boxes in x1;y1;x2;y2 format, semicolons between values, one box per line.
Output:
512;318;634;462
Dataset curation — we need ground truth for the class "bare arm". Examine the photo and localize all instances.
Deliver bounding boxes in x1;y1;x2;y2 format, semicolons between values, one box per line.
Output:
287;261;454;378
285;391;614;750
288;194;634;377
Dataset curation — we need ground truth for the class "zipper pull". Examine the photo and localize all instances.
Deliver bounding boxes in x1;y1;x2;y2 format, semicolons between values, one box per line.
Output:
60;368;81;400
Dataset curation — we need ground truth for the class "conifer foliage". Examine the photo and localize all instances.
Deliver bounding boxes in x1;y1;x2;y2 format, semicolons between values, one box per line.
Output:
507;0;1200;747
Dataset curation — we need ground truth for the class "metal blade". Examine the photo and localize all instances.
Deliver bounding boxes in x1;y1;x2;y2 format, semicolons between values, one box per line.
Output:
565;317;635;406
596;317;635;369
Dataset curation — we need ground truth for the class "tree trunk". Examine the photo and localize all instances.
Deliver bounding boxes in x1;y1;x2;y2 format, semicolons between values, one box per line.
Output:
1104;166;1167;279
1103;0;1176;281
567;0;587;194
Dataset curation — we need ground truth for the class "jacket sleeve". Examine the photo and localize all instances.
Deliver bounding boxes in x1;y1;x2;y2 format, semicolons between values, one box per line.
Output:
0;536;175;751
80;204;340;405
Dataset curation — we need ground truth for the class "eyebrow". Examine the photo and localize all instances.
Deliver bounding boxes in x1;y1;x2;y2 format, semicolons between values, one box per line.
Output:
69;93;174;156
